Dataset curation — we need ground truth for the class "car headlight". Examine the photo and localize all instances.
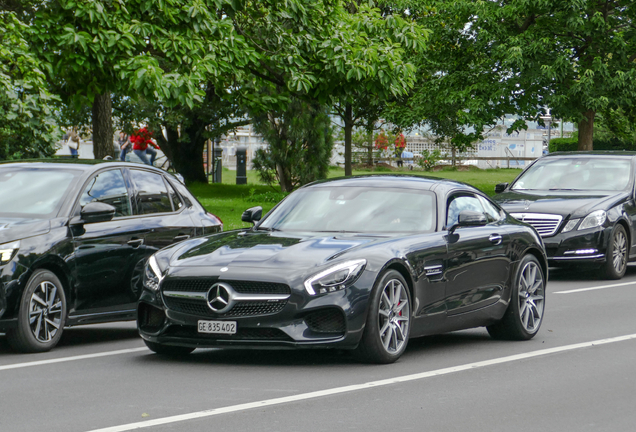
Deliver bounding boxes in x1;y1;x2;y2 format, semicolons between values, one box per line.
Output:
561;218;580;233
0;240;20;266
578;210;607;230
143;255;165;291
304;259;366;295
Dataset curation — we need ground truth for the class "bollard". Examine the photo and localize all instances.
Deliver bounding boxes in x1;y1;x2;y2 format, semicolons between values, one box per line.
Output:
236;146;247;185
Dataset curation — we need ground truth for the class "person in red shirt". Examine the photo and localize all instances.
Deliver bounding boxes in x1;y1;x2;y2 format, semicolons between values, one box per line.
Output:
130;127;160;166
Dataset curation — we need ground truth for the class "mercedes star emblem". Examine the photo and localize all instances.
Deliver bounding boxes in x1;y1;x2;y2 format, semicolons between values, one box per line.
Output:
207;283;232;313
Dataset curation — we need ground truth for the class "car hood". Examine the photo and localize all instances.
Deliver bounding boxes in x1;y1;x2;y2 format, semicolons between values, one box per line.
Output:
494;190;630;218
0;218;51;244
170;231;382;271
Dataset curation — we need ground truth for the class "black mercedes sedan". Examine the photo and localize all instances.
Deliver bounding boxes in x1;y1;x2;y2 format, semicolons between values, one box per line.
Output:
0;160;222;352
494;151;636;279
138;176;547;364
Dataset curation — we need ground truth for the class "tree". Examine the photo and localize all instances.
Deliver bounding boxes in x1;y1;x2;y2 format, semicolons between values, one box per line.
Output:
251;98;334;192
0;7;60;160
29;0;254;159
411;1;636;151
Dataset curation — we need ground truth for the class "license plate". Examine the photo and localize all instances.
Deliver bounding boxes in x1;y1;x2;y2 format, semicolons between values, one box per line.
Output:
197;320;237;335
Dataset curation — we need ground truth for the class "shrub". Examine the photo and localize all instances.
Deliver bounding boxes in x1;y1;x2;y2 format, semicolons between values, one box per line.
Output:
417;149;442;171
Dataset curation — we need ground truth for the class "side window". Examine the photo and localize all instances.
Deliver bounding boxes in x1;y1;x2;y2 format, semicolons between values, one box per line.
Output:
130;170;173;214
79;169;131;217
446;194;485;227
478;196;504;222
166;180;183;210
170;179;193;208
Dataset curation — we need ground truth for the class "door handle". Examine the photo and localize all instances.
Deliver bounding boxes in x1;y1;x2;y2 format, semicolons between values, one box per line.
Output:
127;238;144;248
174;234;191;242
489;234;503;245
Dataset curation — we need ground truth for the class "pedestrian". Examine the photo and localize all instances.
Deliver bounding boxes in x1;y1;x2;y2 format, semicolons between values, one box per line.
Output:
130;127;160;166
67;129;81;157
118;131;131;162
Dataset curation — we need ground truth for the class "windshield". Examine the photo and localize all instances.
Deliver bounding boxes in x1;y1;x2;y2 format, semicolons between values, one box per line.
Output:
259;186;436;234
512;157;632;191
0;167;80;218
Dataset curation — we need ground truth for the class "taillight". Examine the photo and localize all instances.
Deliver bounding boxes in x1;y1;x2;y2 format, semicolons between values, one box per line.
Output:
206;212;223;227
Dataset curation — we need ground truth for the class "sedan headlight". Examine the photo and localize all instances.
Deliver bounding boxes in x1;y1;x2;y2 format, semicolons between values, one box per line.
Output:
578;210;607;230
143;255;165;291
0;240;20;266
304;259;366;295
561;218;580;233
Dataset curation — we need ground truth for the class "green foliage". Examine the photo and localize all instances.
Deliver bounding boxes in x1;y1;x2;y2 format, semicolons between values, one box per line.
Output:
251;99;334;192
0;11;60;160
548;137;578;153
416;149;442;171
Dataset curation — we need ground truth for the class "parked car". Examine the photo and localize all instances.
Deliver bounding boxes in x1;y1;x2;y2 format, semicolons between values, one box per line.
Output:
494;151;636;279
0;159;222;352
138;175;547;364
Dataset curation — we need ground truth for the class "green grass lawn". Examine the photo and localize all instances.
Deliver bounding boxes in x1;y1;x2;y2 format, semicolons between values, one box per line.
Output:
192;166;522;230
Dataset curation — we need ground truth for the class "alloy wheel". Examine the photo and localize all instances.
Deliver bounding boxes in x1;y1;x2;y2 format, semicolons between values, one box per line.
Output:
612;229;627;274
28;281;63;343
377;278;410;354
517;261;545;333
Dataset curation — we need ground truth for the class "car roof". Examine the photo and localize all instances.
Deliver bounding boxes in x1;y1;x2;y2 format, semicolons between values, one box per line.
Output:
0;158;167;174
545;151;636;158
305;174;479;194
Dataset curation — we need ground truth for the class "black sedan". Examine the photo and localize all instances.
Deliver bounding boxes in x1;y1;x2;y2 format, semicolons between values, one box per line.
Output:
0;160;222;352
494;151;636;279
138;176;547;364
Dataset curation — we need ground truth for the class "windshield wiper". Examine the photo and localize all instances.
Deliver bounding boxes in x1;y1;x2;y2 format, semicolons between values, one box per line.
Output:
254;226;279;232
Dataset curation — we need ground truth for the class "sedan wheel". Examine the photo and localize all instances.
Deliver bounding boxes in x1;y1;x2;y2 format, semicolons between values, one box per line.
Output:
354;270;411;364
7;270;67;353
603;224;628;280
487;255;545;340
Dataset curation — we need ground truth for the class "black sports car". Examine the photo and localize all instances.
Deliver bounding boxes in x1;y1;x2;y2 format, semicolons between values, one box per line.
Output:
0;160;222;352
494;151;636;279
138;176;547;363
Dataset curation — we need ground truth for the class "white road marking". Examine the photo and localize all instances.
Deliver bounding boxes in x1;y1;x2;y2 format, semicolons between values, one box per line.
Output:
553;280;636;294
87;333;636;432
0;347;147;371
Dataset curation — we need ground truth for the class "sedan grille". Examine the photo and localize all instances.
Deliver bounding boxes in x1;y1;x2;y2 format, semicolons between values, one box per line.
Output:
510;213;563;237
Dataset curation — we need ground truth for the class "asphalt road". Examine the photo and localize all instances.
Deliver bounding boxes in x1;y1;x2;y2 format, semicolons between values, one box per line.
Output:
1;265;635;432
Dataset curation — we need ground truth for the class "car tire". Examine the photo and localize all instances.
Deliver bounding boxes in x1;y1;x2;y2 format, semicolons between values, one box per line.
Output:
144;340;195;356
7;269;67;353
603;224;628;280
354;269;411;364
487;254;545;341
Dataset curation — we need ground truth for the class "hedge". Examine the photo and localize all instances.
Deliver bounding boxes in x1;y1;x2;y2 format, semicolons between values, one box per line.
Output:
549;135;636;152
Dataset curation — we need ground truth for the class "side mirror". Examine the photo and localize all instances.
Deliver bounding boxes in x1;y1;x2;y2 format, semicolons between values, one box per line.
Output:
449;210;488;233
241;206;262;224
80;202;116;224
494;183;508;194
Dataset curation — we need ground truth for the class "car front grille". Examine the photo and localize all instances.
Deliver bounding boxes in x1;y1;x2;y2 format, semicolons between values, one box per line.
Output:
161;278;291;295
510;213;563;237
163;297;287;318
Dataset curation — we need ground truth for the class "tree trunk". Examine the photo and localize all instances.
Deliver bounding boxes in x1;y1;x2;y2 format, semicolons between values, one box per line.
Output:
92;93;113;159
157;120;207;184
451;146;456;167
276;162;293;192
344;103;353;176
578;109;595;151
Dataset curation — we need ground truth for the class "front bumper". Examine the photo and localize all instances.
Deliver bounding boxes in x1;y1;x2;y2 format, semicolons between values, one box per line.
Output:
137;272;376;350
543;225;611;265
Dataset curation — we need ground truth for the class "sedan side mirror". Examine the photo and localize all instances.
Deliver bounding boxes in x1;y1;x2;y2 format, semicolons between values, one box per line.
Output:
80;202;116;224
241;206;262;224
449;210;488;234
495;183;508;194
